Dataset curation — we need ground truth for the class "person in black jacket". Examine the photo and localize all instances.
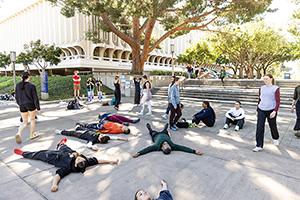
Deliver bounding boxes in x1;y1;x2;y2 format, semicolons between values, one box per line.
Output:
192;101;216;127
15;71;40;144
13;138;119;192
133;76;142;105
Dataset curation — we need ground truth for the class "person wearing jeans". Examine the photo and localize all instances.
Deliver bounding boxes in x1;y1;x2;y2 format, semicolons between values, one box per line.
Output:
253;74;280;152
223;101;245;131
168;77;182;131
134;180;173;200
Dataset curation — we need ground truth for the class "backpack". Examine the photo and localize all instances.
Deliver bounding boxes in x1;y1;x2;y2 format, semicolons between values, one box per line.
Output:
67;99;82;110
176;118;189;128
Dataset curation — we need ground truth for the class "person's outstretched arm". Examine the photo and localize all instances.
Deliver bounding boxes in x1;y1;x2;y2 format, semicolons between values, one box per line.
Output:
133;144;159;158
171;142;203;155
157;180;173;199
97;159;119;165
110;136;128;141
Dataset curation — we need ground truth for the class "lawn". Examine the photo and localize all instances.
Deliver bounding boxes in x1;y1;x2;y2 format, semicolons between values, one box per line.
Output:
0;75;113;101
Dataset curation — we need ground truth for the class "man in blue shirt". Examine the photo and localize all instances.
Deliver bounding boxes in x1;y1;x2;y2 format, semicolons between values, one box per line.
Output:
134;180;173;200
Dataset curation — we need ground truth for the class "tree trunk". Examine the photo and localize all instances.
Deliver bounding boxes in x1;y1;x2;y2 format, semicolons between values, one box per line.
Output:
4;67;7;77
248;67;254;79
131;46;145;75
256;69;262;79
239;66;244;79
263;68;267;76
40;68;49;100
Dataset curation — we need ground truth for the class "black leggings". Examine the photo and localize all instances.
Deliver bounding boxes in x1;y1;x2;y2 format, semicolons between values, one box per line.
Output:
294;100;300;131
169;103;182;127
114;90;121;108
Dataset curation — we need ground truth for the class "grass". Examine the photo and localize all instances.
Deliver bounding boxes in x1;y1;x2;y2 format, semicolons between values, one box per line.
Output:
0;75;113;101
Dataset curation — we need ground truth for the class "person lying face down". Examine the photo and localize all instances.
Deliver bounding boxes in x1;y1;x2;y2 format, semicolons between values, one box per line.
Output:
76;121;131;134
98;112;140;125
13;138;119;192
56;124;128;151
135;180;173;200
132;123;203;157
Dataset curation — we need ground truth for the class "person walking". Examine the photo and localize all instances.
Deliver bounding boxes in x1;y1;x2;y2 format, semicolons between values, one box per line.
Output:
168;77;182;131
253;74;280;152
162;76;176;119
114;75;121;110
292;84;300;137
219;67;226;85
133;76;142;105
15;71;40;144
73;70;81;98
139;75;152;115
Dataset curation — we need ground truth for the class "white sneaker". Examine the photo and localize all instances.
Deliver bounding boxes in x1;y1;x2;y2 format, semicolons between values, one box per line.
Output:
252;147;263;152
223;124;229;129
55;129;62;134
138;112;144;116
234;126;239;131
273;139;279;146
161;114;168;119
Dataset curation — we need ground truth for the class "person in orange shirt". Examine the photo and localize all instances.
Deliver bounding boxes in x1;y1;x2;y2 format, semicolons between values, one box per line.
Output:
76;121;130;134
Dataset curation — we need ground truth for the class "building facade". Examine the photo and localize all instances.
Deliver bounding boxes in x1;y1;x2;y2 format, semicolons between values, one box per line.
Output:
0;0;202;74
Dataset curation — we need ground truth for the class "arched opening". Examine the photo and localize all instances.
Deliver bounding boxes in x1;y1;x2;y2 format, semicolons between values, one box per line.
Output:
74;46;85;57
93;47;101;60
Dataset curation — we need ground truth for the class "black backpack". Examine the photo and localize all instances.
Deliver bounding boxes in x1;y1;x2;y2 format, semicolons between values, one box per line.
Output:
176;118;189;128
67;99;82;110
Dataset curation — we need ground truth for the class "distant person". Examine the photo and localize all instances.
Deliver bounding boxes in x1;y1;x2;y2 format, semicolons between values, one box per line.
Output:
73;70;81;98
114;75;121;110
219;67;226;85
168;77;182;131
223;101;245;131
14;138;119;192
253;74;280;152
15;71;40;144
133;123;203;157
292;84;300;137
187;65;193;79
133;76;142;105
95;78;103;101
192;101;216;127
135;180;173;200
139;75;152;115
86;77;94;102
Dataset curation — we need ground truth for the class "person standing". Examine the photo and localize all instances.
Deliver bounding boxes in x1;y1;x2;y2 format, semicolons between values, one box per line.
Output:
95;78;103;101
223;101;245;131
162;75;176;119
86;77;94;102
139;75;152;115
253;74;280;152
73;70;81;98
15;71;40;144
114;75;121;110
133;76;142;105
219;67;226;85
292;84;300;137
169;77;182;131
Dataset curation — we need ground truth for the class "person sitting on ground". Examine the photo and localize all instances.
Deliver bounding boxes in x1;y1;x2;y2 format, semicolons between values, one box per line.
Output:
77;121;131;134
135;180;173;200
56;125;128;151
192;101;216;127
13;138;119;192
132;123;203;157
98;112;140;125
223;100;245;131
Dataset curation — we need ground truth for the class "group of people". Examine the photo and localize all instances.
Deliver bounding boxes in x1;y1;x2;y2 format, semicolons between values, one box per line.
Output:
11;70;300;199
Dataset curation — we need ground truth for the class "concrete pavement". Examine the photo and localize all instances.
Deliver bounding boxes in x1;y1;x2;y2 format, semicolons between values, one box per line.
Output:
0;97;300;200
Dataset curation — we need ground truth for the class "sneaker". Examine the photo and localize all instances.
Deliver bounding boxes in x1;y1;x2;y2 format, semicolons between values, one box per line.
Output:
234;126;239;131
55;129;62;134
57;137;68;148
138;111;144;116
273;139;279;146
123;122;129;126
294;131;300;138
252;146;263;152
170;126;177;131
161;114;168;120
14;148;24;156
132;118;140;123
223;124;229;129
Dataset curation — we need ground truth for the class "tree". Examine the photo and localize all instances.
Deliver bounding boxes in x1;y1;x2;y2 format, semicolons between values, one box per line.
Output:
19;40;62;99
16;52;33;71
0;52;10;76
47;0;272;74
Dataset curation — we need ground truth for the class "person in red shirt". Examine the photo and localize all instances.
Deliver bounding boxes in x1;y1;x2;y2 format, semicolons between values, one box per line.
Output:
98;121;130;134
73;70;81;98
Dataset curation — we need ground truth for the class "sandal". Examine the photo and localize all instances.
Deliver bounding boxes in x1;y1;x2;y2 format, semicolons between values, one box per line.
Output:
30;133;39;140
15;134;22;144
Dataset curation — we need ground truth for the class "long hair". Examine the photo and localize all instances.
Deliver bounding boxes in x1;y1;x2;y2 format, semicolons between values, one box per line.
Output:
265;74;275;85
170;77;180;87
21;71;30;90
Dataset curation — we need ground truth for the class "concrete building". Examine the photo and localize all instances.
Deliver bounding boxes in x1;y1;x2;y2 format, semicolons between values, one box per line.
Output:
0;0;202;74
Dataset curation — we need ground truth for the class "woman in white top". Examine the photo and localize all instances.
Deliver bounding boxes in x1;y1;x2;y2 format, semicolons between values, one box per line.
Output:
223;101;245;131
139;75;152;115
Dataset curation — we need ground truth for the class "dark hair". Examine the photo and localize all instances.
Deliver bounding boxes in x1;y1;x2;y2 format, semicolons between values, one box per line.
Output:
180;103;184;109
265;74;275;85
134;189;142;200
77;161;86;169
162;147;171;155
21;71;30;90
99;136;110;144
171;77;180;87
124;128;130;134
235;100;241;105
203;101;210;107
142;75;148;80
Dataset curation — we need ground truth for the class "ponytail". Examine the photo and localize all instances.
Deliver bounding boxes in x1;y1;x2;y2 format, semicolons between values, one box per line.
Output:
171;77;180;87
21;71;30;90
266;74;275;85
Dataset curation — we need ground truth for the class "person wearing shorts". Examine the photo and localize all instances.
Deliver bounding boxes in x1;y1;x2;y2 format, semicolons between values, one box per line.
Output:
15;71;40;144
73;70;81;98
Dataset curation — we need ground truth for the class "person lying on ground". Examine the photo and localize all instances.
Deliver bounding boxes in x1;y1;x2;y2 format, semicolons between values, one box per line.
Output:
132;123;203;157
76;121;131;134
135;180;173;200
192;101;216;127
98;112;140;125
56;125;128;151
14;138;119;192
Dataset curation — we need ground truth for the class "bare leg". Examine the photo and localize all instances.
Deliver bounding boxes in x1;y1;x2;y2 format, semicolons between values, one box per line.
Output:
16;112;29;143
28;110;37;138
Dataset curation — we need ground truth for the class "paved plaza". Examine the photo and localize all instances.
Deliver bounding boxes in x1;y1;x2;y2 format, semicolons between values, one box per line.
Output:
0;97;300;200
